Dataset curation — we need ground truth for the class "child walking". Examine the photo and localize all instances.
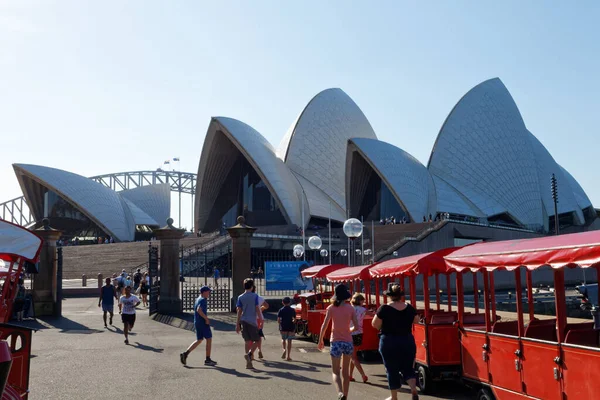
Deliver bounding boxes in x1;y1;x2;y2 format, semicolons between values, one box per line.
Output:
349;293;368;383
277;297;296;361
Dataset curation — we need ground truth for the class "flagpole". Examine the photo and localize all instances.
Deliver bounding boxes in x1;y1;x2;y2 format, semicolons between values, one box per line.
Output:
328;201;332;265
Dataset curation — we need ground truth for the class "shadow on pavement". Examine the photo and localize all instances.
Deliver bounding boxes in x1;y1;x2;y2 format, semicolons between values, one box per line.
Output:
260;359;318;372
132;342;164;353
184;365;270;380
255;369;328;385
151;312;237;332
19;317;103;334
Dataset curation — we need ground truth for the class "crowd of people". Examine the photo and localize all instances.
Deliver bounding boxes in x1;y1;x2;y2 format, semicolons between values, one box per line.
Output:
98;268;150;343
176;278;419;400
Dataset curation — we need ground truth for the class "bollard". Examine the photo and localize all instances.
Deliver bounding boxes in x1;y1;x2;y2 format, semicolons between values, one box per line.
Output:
98;273;103;289
82;274;87;287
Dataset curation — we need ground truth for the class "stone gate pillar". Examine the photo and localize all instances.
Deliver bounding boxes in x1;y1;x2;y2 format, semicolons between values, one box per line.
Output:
33;219;62;317
153;218;185;314
227;216;256;312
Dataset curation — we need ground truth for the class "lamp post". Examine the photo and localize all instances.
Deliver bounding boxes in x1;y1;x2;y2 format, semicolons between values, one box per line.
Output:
343;218;363;266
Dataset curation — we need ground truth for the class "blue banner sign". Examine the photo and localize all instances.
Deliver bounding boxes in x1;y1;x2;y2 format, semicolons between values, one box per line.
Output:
265;261;314;291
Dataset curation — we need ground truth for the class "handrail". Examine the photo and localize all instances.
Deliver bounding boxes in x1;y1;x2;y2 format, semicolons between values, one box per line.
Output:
374;218;537;261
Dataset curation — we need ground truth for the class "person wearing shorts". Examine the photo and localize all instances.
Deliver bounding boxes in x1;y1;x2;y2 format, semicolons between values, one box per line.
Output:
180;286;217;366
118;286;140;345
98;277;118;327
349;293;368;383
251;285;269;359
318;284;359;400
236;279;263;369
277;297;296;361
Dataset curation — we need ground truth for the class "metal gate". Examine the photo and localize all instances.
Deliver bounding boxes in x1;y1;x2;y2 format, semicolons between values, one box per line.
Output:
181;240;231;313
148;244;159;315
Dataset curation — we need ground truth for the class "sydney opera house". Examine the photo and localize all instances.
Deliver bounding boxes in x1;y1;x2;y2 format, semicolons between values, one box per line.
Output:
9;78;597;243
195;78;595;234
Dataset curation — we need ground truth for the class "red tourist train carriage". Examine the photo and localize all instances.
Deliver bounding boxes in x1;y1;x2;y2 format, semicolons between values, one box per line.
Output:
295;264;347;340
0;220;43;399
444;230;600;400
369;247;469;392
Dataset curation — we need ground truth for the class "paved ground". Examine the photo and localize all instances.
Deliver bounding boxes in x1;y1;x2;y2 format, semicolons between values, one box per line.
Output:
21;298;473;400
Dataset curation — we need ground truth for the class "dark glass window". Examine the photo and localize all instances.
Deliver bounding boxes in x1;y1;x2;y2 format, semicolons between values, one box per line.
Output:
207;156;287;231
356;172;407;223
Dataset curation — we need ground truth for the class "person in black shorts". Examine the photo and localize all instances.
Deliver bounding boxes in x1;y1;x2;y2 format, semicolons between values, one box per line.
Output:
119;286;140;345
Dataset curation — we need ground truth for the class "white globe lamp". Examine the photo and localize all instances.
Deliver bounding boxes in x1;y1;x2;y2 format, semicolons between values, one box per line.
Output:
308;236;323;250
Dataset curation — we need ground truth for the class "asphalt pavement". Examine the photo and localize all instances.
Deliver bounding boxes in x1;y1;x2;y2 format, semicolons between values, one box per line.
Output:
23;298;473;400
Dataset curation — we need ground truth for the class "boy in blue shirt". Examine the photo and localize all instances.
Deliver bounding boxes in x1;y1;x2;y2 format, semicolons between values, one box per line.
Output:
180;286;217;366
277;297;296;361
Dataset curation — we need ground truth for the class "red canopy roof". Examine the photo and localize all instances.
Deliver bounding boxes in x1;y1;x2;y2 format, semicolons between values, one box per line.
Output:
0;220;42;263
370;247;457;278
326;263;380;282
444;230;600;272
301;264;348;279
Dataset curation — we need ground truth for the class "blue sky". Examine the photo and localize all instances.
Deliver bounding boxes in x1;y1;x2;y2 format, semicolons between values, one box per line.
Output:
1;1;599;229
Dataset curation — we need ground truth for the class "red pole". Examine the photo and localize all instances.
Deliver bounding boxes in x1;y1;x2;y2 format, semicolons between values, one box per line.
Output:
375;278;380;308
365;279;371;306
514;268;525;337
526;269;535;321
473;272;479;313
400;276;405;291
456;272;465;328
383;278;387;304
410;275;417;309
435;274;441;311
482;270;492;332
490;271;497;322
447;273;452;312
423;273;430;320
553;269;567;343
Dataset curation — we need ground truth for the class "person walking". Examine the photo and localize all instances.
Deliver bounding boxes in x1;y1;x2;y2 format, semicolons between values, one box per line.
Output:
180;286;217;366
349;293;368;383
13;280;26;322
318;284;358;400
118;286;140;345
139;274;149;307
125;275;133;289
277;297;295;361
98;277;118;327
252;285;269;359
133;268;142;291
235;279;263;369
372;284;420;400
213;268;220;288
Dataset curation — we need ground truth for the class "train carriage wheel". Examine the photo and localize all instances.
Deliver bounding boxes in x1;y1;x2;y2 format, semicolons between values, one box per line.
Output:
311;332;320;344
477;388;494;400
417;365;435;394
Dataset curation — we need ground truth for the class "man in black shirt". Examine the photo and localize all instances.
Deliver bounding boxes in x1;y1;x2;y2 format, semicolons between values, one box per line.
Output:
133;268;142;291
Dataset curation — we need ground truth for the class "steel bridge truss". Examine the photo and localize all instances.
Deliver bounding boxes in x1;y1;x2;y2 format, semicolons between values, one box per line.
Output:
0;170;197;228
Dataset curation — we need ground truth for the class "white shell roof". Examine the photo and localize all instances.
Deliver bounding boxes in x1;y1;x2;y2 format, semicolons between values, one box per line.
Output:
120;184;170;227
349;138;437;221
428;78;544;228
195;117;307;230
122;198;158;226
292;171;346;222
13;164;136;241
278;88;377;210
432;175;485;218
525;130;584;224
559;165;593;210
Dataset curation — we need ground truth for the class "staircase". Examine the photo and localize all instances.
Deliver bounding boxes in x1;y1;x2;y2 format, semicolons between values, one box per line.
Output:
61;234;222;279
373;221;444;260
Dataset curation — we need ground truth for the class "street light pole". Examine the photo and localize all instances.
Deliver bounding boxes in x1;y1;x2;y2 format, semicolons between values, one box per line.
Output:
551;174;559;236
